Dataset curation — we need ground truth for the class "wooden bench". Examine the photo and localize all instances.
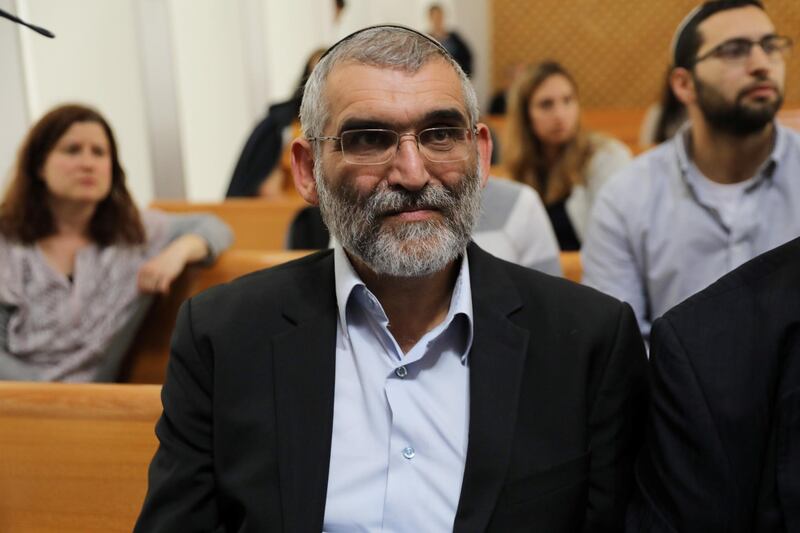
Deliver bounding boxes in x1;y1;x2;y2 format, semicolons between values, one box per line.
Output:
0;381;162;532
122;249;311;384
559;251;582;283
151;197;309;250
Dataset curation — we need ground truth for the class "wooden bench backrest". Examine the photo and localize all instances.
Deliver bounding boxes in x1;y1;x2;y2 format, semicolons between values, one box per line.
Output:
559;251;582;283
151;197;308;250
0;382;161;532
122;250;311;384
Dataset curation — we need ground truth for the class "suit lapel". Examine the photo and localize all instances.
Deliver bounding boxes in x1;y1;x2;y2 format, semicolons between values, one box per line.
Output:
454;244;530;533
272;252;338;532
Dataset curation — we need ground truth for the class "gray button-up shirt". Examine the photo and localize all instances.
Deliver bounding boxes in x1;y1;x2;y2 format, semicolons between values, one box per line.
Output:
582;123;800;338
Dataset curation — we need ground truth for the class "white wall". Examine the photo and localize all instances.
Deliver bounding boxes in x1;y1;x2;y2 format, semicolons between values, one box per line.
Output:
4;0;490;204
167;0;252;201
18;0;154;206
0;0;30;192
453;0;490;112
260;0;490;108
261;0;329;105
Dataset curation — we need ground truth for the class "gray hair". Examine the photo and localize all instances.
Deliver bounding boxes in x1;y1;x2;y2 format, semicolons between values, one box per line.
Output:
300;26;479;140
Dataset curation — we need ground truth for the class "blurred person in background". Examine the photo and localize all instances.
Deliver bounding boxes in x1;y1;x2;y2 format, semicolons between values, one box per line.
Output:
0;104;232;382
226;48;326;198
488;62;528;115
503;61;632;250
582;0;800;340
428;3;473;78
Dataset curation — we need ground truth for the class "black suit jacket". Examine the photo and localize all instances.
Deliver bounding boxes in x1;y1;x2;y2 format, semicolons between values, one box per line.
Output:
627;236;800;532
136;243;647;532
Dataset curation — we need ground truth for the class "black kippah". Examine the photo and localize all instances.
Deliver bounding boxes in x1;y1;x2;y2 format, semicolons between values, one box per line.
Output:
318;24;451;62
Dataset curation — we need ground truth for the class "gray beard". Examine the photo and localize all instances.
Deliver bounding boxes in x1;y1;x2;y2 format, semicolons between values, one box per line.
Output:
314;157;483;278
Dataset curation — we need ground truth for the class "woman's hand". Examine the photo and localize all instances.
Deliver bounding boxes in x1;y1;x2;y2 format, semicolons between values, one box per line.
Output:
137;234;209;294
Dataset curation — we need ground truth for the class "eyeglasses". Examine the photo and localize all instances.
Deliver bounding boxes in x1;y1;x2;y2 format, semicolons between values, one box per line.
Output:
309;127;477;165
694;35;793;65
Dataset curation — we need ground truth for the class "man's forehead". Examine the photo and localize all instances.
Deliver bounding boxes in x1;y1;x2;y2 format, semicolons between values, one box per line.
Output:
323;60;468;129
697;5;775;48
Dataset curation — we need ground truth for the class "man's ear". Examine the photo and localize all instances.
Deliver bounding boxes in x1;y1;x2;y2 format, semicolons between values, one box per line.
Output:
670;67;696;106
475;123;493;188
290;138;319;205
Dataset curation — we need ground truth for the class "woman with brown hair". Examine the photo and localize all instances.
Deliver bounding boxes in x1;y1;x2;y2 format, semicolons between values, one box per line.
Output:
503;61;631;250
0;104;232;382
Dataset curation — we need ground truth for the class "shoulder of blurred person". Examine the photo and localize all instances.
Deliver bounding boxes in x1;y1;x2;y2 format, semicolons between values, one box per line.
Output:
580;136;683;336
474;177;562;276
565;133;633;242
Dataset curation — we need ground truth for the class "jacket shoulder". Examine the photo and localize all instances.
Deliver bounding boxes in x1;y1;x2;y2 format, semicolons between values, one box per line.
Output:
662;236;800;329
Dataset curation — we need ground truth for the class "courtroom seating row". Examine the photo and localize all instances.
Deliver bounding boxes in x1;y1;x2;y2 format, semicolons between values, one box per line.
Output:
0;381;161;533
121;249;582;385
152;195;308;251
121;249;311;383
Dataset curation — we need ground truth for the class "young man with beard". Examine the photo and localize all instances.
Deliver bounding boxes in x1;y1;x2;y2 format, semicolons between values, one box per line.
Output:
582;0;800;339
136;26;647;532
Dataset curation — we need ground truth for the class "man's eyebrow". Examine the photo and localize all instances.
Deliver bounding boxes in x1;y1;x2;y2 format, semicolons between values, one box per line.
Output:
338;109;469;134
339;118;392;132
420;108;469;126
712;31;779;47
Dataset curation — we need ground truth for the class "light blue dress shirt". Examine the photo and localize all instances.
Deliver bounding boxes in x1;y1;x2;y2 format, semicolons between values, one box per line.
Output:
322;245;474;533
582;123;800;338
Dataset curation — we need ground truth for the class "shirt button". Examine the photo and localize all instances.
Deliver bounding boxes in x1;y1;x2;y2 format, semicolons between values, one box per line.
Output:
402;446;416;459
395;366;408;378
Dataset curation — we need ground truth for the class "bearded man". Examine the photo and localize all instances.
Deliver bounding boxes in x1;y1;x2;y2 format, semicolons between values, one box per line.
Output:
582;0;800;340
135;25;646;533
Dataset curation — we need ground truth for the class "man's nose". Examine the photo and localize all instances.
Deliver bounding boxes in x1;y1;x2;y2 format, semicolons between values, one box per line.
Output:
387;133;430;191
747;42;774;74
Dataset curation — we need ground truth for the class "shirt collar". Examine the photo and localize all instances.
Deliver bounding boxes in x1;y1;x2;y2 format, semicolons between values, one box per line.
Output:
675;121;785;183
333;243;474;362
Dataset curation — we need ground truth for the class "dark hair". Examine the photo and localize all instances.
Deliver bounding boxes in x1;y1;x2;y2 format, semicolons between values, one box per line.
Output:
290;47;327;104
654;69;688;143
0;103;145;246
673;0;765;69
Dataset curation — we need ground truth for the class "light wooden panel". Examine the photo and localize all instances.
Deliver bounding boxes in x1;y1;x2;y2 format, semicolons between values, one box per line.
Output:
151;197;308;250
491;0;800;108
0;382;161;533
559;251;582;283
122;249;312;384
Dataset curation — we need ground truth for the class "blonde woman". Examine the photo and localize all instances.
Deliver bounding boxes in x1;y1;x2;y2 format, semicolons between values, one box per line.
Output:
503;61;631;250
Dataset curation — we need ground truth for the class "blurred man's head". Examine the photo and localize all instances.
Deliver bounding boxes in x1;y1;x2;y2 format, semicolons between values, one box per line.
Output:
428;4;445;34
670;0;790;136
